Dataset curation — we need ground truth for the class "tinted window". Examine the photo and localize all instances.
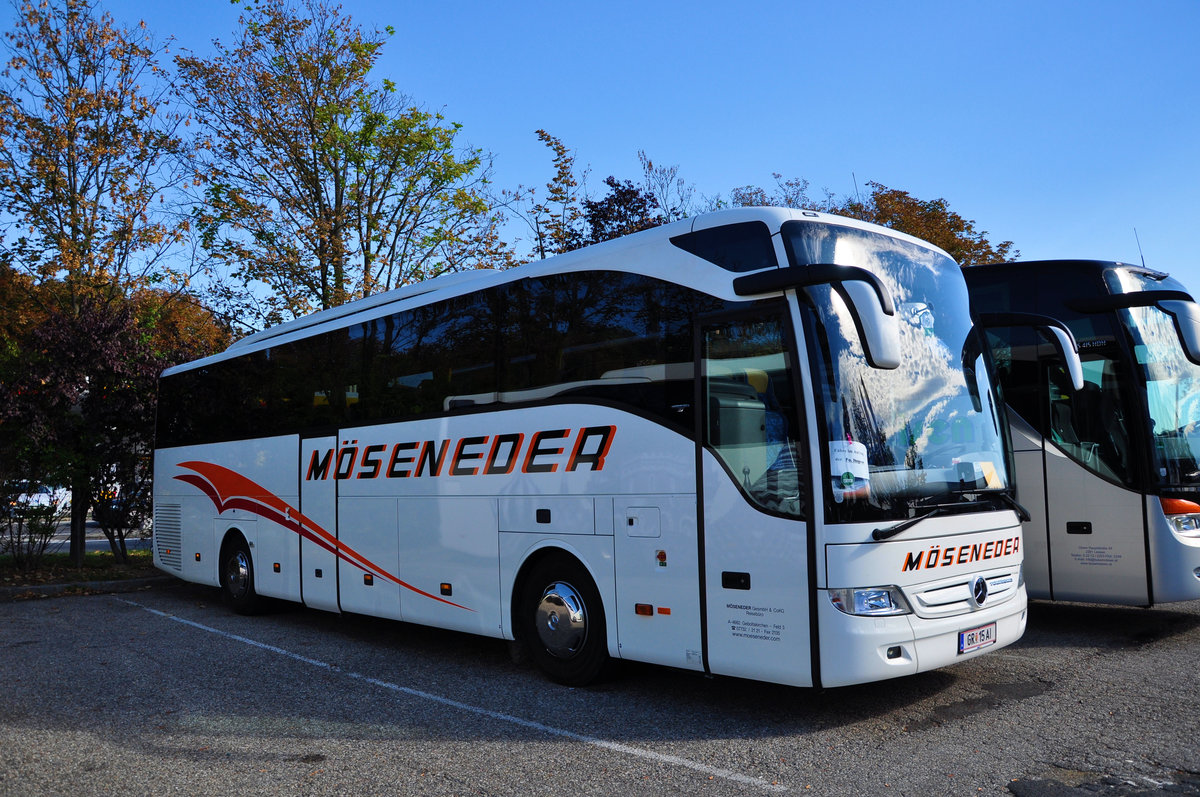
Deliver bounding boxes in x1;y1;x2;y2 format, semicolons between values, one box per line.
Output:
971;267;1138;487
670;221;776;273
157;272;732;447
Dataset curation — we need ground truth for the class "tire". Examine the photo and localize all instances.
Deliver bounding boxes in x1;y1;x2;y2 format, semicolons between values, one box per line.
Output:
220;534;260;615
519;553;609;686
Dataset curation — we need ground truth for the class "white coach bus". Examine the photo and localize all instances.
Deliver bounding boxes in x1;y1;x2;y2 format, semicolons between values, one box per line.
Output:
153;208;1028;688
965;260;1200;606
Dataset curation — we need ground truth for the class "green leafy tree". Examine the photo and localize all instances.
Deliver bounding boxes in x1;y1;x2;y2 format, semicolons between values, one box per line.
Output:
178;0;502;327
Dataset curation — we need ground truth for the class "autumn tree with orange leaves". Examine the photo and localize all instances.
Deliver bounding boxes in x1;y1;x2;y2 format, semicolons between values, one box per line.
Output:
838;182;1018;265
729;176;1017;266
0;0;202;311
0;0;224;566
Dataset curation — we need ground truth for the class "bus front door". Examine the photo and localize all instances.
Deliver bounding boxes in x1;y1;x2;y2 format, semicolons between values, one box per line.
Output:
698;312;814;687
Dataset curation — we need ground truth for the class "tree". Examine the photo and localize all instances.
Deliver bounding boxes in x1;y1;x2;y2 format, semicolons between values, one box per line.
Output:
638;151;707;223
0;0;200;313
0;292;223;563
0;299;154;563
499;132;711;259
579;176;664;246
729;175;1018;266
178;0;502;328
499;130;587;260
0;0;206;565
729;173;838;213
837;182;1018;265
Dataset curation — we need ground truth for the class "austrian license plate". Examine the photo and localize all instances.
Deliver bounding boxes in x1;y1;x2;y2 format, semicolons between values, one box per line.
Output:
958;621;997;654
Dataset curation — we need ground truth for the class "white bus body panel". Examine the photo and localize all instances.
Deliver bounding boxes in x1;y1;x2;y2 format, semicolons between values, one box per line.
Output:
1009;416;1052;597
1009;411;1151;604
396;496;500;636
613;494;704;671
820;513;1026;687
337;496;403;620
1147;510;1200;602
300;436;339;612
702;453;813;686
1042;443;1148;604
154;435;301;598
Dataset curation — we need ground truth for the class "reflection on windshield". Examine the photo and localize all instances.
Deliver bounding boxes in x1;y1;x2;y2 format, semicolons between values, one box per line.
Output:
1128;304;1200;486
787;222;1009;523
1106;269;1200;488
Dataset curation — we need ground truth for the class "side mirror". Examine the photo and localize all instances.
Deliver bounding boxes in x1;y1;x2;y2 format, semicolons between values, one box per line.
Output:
1068;289;1200;367
976;312;1085;392
1157;300;1200;366
839;278;901;370
733;264;900;370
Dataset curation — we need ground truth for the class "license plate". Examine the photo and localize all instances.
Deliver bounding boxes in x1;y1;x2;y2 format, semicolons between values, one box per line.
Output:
958;621;997;654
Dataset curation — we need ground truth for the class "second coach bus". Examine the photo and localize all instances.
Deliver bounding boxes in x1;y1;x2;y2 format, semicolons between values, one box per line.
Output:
153;207;1028;688
965;260;1200;605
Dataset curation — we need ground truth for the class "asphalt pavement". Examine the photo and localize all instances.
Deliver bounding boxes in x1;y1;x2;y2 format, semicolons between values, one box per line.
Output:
0;580;1198;796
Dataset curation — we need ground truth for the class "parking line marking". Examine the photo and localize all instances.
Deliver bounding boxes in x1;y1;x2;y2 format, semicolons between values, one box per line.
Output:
117;597;786;792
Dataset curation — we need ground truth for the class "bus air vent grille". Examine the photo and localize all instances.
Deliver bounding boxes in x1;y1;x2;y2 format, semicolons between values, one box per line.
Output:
154;504;183;571
909;566;1020;618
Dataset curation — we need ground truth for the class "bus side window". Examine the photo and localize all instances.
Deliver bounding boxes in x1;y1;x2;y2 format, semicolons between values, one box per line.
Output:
703;315;805;519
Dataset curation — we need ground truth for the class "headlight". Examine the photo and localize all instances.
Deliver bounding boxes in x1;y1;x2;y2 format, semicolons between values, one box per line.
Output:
1167;513;1200;537
1161;497;1200;538
829;586;912;616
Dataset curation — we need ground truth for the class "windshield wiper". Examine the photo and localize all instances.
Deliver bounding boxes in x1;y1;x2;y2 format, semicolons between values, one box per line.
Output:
871;501;980;541
871;492;1031;541
872;506;950;541
986;491;1031;522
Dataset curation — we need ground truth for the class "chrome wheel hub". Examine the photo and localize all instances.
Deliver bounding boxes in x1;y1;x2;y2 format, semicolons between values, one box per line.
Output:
535;581;587;659
226;551;250;599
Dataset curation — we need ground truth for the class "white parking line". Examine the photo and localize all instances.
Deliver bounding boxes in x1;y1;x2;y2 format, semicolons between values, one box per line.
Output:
117;597;786;792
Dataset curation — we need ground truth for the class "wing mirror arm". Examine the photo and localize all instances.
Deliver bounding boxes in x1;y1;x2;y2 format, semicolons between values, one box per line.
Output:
734;264;900;370
1156;300;1200;366
975;312;1085;392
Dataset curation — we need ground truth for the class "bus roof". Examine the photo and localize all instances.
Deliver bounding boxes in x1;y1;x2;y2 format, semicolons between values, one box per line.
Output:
165;207;953;377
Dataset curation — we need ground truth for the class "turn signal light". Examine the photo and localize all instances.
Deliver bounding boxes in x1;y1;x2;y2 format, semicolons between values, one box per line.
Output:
634;603;653;616
1160;497;1200;515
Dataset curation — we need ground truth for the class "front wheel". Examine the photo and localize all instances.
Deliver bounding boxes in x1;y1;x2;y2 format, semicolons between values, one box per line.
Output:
519;554;609;686
221;534;260;615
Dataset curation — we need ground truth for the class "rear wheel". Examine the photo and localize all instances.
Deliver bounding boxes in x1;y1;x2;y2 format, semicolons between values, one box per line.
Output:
520;554;609;686
221;534;260;615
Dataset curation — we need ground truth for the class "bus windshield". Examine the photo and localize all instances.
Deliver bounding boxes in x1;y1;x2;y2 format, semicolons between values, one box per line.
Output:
1110;270;1200;488
787;222;1010;523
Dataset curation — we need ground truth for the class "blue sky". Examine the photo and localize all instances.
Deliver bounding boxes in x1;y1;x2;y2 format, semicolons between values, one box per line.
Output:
29;1;1200;288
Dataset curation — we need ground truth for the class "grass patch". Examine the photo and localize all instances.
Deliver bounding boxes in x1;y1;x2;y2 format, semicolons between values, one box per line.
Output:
0;548;159;588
